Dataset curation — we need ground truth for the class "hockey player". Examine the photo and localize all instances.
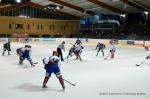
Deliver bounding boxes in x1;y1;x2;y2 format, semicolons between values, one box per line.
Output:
145;46;150;59
2;42;11;56
96;42;105;56
57;41;65;61
136;46;150;66
16;46;26;64
109;41;116;59
42;51;65;90
74;44;84;61
19;45;35;66
66;44;75;59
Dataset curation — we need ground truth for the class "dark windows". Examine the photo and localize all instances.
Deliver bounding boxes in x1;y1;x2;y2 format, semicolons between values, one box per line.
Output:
27;24;30;29
9;24;12;29
15;24;24;29
37;25;39;30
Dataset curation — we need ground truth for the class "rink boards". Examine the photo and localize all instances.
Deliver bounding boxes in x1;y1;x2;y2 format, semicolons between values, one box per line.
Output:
0;38;149;47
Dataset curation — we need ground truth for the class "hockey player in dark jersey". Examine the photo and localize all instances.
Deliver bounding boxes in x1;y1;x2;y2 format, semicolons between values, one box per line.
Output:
96;42;105;57
42;51;65;90
2;42;11;56
66;44;76;59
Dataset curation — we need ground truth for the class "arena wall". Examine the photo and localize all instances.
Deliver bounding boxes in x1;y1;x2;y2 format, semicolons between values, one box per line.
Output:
0;16;79;37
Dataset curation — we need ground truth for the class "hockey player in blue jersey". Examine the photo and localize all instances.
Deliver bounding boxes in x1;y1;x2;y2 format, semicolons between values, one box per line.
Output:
42;51;65;90
19;45;35;66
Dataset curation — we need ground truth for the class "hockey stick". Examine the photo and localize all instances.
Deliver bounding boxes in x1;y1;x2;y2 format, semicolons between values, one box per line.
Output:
33;62;38;64
11;51;18;55
135;59;147;66
64;79;76;86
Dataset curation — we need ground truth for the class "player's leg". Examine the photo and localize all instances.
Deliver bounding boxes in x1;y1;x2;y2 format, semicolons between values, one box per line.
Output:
101;49;104;57
96;48;100;56
66;49;71;59
60;50;64;61
110;50;115;58
2;49;6;56
78;54;82;61
19;56;24;65
42;72;51;88
78;51;82;61
56;74;65;90
7;49;10;55
75;51;79;60
27;57;35;66
54;67;65;90
7;48;11;55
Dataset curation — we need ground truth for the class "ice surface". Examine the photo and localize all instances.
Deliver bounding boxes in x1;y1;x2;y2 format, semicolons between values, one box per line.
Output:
0;42;150;99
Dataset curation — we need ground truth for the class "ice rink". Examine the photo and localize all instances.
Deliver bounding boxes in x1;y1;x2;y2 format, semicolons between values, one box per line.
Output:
0;42;150;99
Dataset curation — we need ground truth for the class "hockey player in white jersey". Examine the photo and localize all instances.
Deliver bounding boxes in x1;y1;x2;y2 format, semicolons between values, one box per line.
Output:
145;46;150;59
136;46;150;66
109;41;116;59
74;44;84;61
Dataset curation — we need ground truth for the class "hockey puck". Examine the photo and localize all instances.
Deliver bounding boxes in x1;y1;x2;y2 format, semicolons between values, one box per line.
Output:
135;64;140;66
104;58;108;60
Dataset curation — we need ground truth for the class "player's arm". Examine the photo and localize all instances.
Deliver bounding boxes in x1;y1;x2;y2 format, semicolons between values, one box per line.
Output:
29;50;32;58
43;57;50;69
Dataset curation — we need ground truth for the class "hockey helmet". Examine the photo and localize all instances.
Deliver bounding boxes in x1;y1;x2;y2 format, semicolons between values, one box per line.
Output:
25;45;28;48
53;51;58;56
28;45;31;48
62;41;65;44
109;40;114;44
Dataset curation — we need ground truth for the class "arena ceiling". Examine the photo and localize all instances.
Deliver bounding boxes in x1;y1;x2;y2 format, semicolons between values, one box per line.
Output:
0;0;150;18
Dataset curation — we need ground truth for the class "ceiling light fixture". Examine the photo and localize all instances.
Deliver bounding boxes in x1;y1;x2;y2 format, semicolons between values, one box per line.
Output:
120;14;126;18
16;0;21;3
44;4;63;11
144;11;148;15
